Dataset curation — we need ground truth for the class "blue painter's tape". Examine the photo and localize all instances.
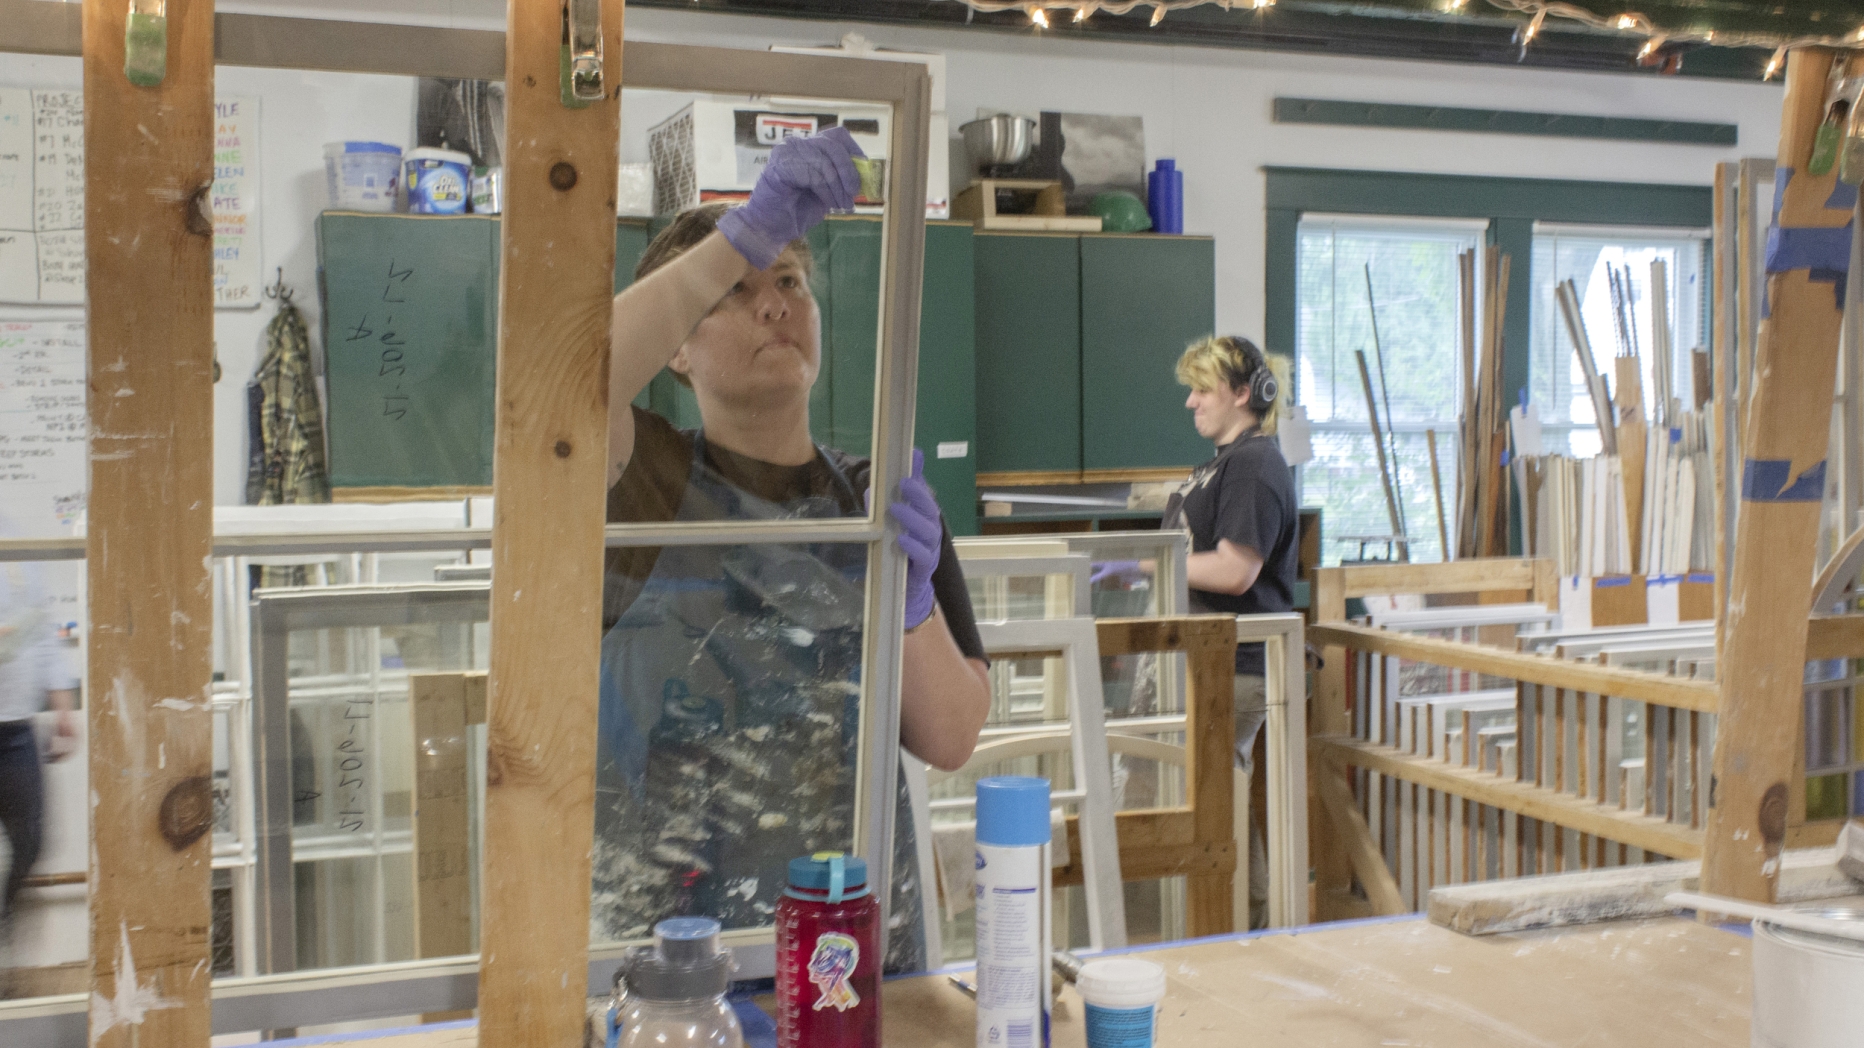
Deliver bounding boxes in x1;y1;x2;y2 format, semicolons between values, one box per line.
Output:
1765;224;1853;277
1741;457;1827;502
1828;179;1860;213
1762;167;1855;312
1687;572;1714;584
1596;575;1633;588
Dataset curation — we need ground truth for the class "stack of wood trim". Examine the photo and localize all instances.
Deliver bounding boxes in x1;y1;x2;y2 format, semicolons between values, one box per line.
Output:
1455;248;1513;559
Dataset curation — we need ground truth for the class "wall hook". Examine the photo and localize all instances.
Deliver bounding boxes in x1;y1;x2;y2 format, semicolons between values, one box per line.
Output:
560;0;604;107
264;267;293;304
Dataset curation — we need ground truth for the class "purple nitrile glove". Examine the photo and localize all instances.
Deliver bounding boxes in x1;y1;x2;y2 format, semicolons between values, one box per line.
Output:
716;126;863;270
1090;560;1144;586
889;448;942;630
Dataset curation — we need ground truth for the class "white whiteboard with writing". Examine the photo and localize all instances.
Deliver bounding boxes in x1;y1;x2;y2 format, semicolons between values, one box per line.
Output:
0;89;262;308
0;320;86;532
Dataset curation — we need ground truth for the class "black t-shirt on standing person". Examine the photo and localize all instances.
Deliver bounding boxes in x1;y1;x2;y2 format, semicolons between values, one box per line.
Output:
1162;430;1298;676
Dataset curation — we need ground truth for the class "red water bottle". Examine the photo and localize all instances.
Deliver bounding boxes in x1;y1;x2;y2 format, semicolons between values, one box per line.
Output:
775;851;881;1048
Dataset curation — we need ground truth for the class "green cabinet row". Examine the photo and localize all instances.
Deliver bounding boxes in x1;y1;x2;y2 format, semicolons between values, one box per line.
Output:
975;232;1217;478
318;213;979;534
318;214;1216;532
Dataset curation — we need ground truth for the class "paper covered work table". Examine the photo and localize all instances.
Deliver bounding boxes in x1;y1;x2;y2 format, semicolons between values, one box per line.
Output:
257;914;1756;1048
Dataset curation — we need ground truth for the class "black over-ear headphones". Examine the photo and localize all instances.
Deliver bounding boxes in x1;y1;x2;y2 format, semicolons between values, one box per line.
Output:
1226;337;1278;410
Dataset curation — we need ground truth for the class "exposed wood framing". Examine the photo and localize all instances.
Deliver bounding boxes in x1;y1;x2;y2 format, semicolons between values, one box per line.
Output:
1314;762;1406;915
1703;48;1860;904
411;672;485;1023
83;0;218;1042
477;0;625;1042
1314;737;1703;859
1309;623;1720;713
1092;616;1237;936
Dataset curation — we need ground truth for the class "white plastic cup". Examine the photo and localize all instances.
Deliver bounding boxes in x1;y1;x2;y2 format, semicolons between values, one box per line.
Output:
323;142;402;212
1076;958;1166;1048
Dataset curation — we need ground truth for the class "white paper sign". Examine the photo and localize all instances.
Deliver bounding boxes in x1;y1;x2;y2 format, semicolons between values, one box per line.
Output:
0;88;261;307
212;96;262;309
0;320;87;530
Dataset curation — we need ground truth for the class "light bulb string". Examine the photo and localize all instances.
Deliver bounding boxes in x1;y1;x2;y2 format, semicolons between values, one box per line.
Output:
965;0;1863;78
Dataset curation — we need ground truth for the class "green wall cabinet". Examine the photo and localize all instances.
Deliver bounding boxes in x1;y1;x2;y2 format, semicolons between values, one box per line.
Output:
1079;235;1214;471
320;213;978;531
812;217;978;535
970;231;1216;479
974;233;1083;475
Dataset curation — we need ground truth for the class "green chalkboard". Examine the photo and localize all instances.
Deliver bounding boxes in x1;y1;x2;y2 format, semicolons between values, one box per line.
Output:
318;213;500;488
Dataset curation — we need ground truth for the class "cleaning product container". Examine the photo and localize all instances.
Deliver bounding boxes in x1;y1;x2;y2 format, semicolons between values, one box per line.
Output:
323;142;401;211
1750;907;1864;1048
609;917;742;1048
1076;957;1166;1048
775;851;880;1048
974;775;1052;1048
404;146;473;215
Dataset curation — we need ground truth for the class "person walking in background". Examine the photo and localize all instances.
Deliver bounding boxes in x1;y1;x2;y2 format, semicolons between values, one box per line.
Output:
1164;335;1298;930
0;551;79;972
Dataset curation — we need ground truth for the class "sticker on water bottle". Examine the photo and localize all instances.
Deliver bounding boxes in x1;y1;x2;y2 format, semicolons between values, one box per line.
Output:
808;932;861;1011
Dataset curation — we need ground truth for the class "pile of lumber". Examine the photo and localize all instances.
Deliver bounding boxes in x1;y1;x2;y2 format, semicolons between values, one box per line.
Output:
1453;247;1512;560
1521;260;1715;578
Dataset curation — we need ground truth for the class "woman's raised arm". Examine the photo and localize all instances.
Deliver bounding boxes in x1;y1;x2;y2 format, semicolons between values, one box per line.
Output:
606;127;861;485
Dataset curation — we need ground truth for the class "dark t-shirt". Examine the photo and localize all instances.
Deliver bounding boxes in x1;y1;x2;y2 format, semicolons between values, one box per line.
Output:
1163;431;1298;675
604;404;987;659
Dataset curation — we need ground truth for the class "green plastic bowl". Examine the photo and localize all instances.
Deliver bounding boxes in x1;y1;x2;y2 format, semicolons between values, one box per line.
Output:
1089;190;1153;233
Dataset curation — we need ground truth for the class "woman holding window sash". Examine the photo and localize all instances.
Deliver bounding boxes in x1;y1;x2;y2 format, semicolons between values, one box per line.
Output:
592;127;990;971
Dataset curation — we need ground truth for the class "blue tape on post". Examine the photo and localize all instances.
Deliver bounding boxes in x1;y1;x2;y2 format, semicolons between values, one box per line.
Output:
1828;179;1860;213
1761;167;1856;314
1740;458;1827;502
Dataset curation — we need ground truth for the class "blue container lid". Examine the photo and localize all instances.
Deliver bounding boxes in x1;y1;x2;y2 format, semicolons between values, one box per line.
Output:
976;776;1051;847
338;141;401;154
786;851;870;902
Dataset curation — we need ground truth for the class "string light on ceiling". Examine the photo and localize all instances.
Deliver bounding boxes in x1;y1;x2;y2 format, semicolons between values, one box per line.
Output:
978;0;1863;78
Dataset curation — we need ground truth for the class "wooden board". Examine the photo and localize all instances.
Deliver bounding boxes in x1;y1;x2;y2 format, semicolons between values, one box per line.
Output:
1428;848;1861;936
1704;48;1858;903
82;0;217;1044
1315;736;1703;859
1308;623;1719;713
475;0;625;1043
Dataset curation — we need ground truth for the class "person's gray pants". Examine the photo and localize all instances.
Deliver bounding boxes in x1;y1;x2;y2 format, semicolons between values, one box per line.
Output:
1234;674;1269;930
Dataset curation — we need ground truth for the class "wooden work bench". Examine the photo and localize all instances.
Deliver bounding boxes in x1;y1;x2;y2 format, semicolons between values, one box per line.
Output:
249;914;1758;1047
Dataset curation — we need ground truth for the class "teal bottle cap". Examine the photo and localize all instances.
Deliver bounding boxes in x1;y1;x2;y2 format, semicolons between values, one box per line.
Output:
976;776;1052;847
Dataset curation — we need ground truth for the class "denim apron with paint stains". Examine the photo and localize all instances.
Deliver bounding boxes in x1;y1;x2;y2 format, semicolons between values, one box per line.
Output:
590;431;925;972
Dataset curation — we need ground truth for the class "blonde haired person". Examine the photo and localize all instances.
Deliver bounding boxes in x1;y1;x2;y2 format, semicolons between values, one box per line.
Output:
1166;334;1297;930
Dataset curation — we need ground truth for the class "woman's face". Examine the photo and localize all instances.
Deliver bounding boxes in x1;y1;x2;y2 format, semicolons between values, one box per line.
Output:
669;247;821;411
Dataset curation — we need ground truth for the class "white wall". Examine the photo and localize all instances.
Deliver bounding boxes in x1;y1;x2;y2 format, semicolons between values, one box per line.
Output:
4;4;1785;506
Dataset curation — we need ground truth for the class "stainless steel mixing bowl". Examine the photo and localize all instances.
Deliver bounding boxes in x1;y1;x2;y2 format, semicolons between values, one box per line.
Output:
960;114;1037;171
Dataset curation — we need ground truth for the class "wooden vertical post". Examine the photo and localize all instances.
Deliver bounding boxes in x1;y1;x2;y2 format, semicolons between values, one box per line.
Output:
82;0;216;1043
1183;618;1236;937
1711;162;1733;669
478;0;625;1041
412;672;482;1023
1702;48;1857;903
1308;567;1357;920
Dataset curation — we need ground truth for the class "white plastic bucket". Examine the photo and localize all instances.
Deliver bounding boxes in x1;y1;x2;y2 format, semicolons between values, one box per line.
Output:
1076;957;1166;1048
1750;908;1864;1048
323;141;401;212
405;147;473;215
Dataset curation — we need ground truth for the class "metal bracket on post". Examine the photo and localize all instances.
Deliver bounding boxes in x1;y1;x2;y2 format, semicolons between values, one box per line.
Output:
561;0;603;106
